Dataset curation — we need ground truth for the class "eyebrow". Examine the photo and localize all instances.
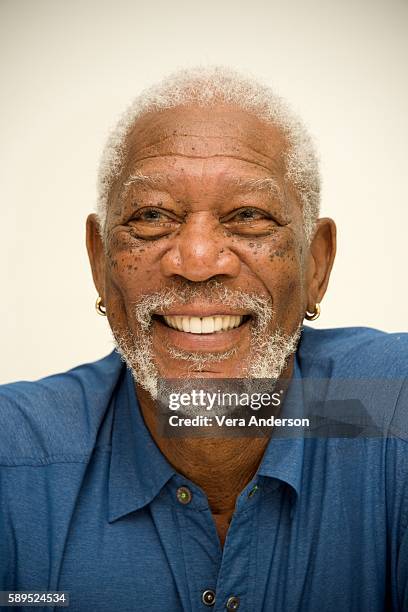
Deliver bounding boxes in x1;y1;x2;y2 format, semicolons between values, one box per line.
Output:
123;171;284;203
123;171;164;189
231;176;283;202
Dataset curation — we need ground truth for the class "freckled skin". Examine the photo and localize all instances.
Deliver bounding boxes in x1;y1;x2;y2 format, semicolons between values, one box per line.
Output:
86;103;336;545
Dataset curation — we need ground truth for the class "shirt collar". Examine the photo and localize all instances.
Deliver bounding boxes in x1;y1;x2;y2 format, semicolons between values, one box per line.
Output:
257;352;305;500
109;349;306;522
108;368;175;523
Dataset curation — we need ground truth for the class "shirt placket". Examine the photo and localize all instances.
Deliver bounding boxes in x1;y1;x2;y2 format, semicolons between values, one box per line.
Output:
162;475;264;612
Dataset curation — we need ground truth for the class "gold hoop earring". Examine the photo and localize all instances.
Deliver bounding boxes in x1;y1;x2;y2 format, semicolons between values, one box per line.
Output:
95;296;107;316
305;303;321;321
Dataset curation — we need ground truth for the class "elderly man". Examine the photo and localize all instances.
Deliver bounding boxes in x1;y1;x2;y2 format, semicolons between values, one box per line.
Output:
1;67;407;612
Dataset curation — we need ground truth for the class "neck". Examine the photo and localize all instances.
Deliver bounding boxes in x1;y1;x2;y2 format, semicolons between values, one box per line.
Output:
135;357;294;515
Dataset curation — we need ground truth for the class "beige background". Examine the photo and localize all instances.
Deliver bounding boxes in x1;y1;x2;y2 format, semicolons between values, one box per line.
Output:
0;0;407;383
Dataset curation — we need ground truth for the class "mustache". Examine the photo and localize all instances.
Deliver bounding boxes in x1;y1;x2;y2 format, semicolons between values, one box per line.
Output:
130;280;275;332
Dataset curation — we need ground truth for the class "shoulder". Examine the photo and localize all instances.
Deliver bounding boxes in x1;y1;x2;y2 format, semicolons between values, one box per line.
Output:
299;325;408;378
299;325;408;450
299;327;408;525
0;351;124;465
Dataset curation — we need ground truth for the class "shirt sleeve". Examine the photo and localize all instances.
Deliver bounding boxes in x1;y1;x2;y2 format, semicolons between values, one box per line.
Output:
394;379;408;609
0;468;16;589
397;523;408;609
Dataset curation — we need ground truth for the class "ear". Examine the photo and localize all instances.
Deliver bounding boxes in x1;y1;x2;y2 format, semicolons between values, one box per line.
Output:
86;214;106;300
305;218;336;311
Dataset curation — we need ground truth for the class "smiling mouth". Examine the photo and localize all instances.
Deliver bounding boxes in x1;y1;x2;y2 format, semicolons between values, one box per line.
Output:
156;314;250;334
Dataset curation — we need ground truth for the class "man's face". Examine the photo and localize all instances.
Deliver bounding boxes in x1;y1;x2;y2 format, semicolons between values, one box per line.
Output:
88;104;332;391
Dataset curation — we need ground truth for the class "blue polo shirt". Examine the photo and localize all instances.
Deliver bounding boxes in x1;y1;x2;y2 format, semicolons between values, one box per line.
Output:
1;326;408;612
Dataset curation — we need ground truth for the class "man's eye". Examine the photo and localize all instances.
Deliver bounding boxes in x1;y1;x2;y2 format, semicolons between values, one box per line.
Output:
222;207;273;224
221;207;280;236
233;208;267;221
126;207;180;240
133;208;168;222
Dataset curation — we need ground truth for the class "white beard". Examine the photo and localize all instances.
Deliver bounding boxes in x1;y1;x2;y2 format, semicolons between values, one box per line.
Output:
111;282;301;399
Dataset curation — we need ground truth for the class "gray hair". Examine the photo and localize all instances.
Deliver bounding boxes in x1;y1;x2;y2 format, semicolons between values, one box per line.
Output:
97;66;321;241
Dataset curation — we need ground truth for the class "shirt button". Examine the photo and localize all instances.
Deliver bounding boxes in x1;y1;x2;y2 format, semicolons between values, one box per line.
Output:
225;596;240;610
202;589;216;606
248;484;259;498
176;486;192;505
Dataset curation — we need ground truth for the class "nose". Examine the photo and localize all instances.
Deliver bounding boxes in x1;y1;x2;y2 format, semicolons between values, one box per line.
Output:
160;212;241;282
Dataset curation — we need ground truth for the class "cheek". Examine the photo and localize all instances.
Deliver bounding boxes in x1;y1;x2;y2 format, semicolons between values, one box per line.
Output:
235;231;306;317
104;229;164;305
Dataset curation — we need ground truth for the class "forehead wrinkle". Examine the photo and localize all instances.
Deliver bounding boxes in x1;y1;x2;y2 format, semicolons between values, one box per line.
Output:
120;170;287;211
122;153;279;175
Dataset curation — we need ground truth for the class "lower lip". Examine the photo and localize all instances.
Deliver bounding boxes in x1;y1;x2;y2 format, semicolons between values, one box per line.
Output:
152;317;251;352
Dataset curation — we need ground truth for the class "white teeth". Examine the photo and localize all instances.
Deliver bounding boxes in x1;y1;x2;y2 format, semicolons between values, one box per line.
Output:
173;316;183;331
223;315;232;330
190;318;201;333
214;316;223;332
162;314;244;334
201;317;215;333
